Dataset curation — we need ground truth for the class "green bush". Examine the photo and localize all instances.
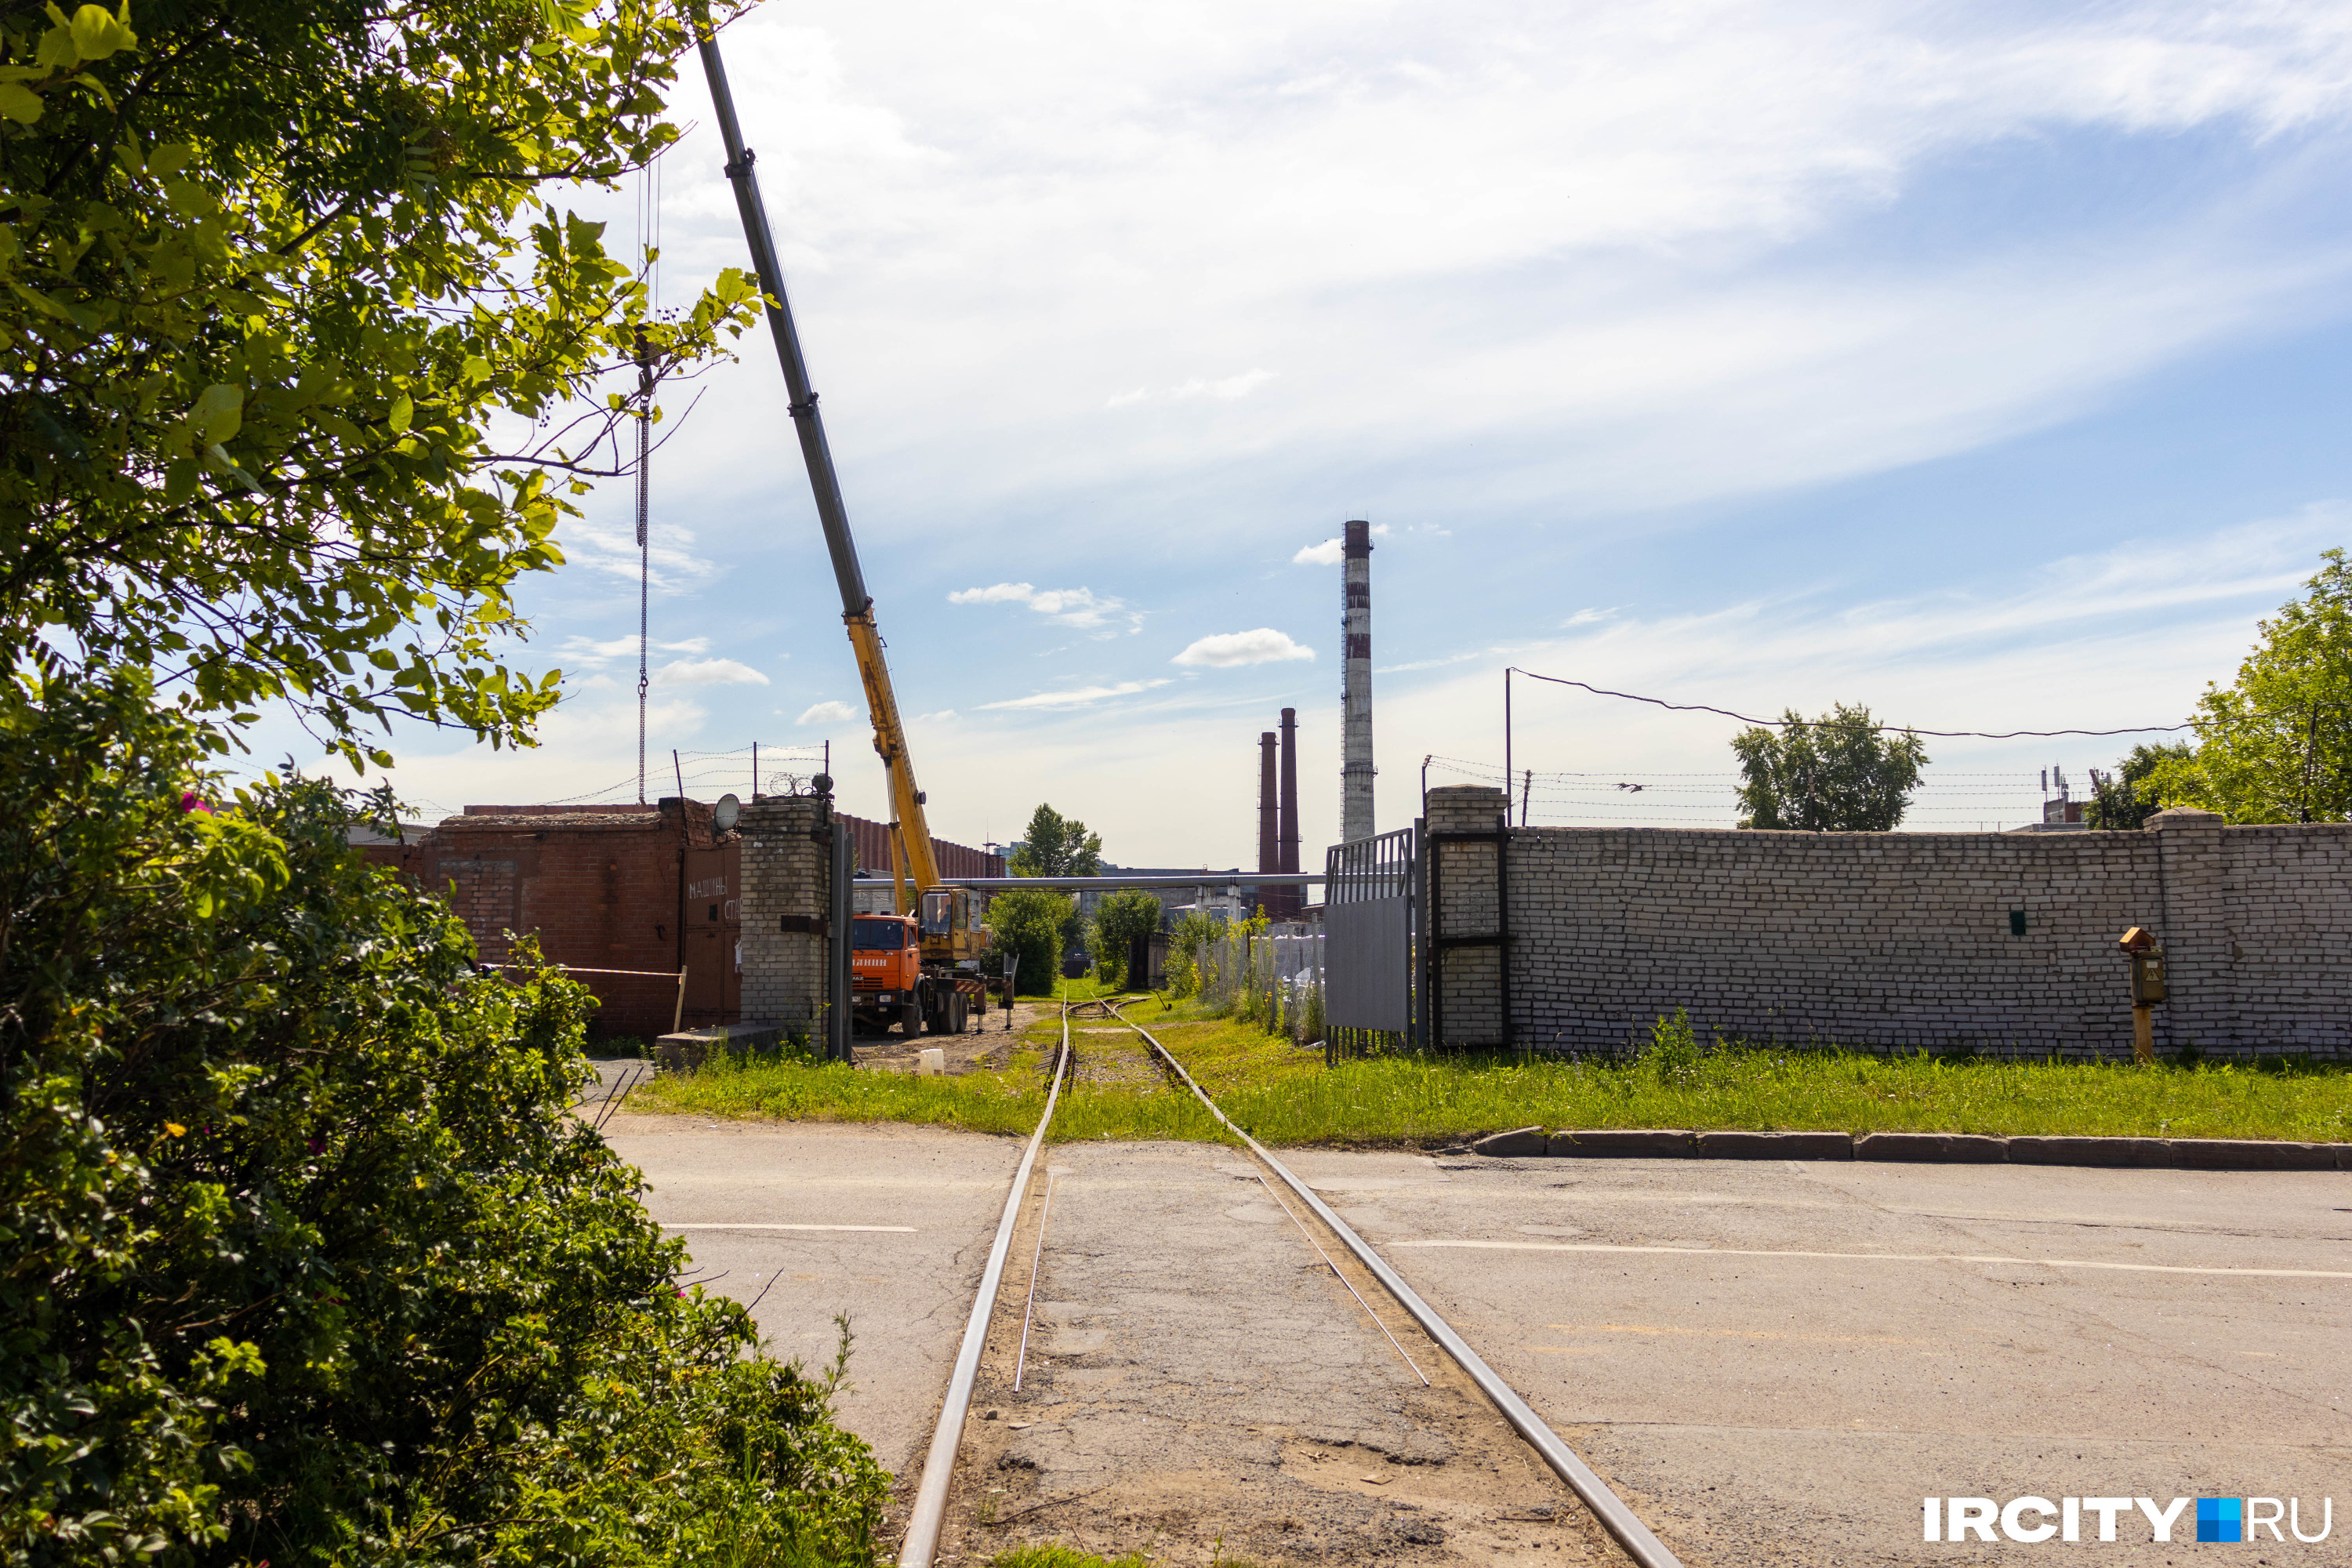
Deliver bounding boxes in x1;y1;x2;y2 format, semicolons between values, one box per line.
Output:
1088;891;1163;993
0;679;886;1565
1165;909;1223;998
989;888;1073;996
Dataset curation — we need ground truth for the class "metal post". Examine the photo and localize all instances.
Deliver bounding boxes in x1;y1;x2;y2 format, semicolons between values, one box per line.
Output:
830;804;854;1062
673;966;688;1036
1504;668;1514;826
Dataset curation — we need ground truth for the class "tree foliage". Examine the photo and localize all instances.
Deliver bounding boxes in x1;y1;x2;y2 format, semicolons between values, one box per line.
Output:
0;0;762;768
2143;550;2352;823
986;887;1073;996
1164;909;1223;998
1732;703;1927;832
1085;888;1163;988
1007;803;1102;878
0;676;887;1564
2087;741;2191;831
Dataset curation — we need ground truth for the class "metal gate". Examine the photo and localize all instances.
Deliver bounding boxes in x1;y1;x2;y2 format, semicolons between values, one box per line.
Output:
1324;826;1416;1054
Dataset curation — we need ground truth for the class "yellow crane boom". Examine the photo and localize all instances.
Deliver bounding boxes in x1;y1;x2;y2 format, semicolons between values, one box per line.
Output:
697;26;938;908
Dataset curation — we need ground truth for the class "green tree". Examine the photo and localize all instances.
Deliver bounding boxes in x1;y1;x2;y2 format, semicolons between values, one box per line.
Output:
1165;908;1225;997
988;887;1073;996
1008;803;1102;877
0;0;762;768
1732;703;1926;831
1087;888;1164;989
0;676;885;1563
2143;550;2352;822
2087;741;2191;830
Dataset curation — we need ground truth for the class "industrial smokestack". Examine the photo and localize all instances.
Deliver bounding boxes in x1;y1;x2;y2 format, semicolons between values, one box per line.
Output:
1341;519;1375;844
1258;731;1279;884
1279;706;1300;919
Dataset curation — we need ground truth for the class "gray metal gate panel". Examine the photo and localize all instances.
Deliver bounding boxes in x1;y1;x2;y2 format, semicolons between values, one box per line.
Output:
1327;898;1409;1029
1325;826;1414;1033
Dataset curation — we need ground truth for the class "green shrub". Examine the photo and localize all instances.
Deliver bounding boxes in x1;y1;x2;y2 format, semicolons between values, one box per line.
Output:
1087;891;1163;992
0;678;886;1565
1642;1008;1704;1082
990;888;1073;995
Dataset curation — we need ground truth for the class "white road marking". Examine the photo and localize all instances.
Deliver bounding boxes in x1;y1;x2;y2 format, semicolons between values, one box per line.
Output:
1392;1239;2352;1279
662;1222;917;1232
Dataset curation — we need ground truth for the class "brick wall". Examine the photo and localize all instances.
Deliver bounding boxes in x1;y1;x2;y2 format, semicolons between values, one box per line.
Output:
355;792;998;1039
361;800;718;1040
1424;783;2352;1061
738;793;831;1031
833;811;1004;881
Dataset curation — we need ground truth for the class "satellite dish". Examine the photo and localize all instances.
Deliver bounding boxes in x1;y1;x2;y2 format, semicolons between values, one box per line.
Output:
713;793;741;832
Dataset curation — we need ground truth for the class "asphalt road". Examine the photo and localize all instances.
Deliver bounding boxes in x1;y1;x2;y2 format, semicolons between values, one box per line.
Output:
1282;1151;2352;1566
599;1108;1023;1476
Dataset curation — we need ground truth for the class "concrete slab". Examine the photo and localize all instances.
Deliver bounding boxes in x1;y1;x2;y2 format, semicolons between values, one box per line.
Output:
600;1112;1025;1476
1281;1149;2352;1566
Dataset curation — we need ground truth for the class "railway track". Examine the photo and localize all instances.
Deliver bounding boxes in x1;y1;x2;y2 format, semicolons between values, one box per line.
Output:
893;996;1685;1568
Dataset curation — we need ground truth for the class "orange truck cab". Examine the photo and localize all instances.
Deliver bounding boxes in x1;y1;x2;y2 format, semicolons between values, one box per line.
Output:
850;902;990;1036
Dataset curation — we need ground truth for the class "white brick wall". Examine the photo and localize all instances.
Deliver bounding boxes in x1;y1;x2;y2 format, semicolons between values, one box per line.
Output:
1424;784;2352;1060
739;795;830;1029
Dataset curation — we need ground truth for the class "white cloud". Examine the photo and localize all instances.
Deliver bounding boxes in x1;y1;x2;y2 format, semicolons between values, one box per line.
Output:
1563;607;1621;626
1173;629;1317;667
1174;368;1276;401
797;699;858;724
619;0;2352;546
1293;539;1345;566
1377;651;1482;674
654;658;771;687
1105;368;1277;409
916;709;960;722
560;519;720;591
948;581;1138;631
559;633;712;667
948;582;1038;605
978;680;1172;711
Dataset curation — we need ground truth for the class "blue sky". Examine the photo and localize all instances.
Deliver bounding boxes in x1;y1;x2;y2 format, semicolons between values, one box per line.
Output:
312;0;2352;866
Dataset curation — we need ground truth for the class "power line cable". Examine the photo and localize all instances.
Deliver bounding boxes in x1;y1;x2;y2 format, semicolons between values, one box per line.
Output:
1509;667;2198;739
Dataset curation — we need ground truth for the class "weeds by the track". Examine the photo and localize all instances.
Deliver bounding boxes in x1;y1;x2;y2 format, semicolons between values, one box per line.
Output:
638;1044;1057;1134
986;1546;1160;1568
628;990;2352;1145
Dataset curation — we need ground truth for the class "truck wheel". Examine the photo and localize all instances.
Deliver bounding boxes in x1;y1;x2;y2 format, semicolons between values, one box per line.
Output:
901;998;923;1036
949;992;968;1033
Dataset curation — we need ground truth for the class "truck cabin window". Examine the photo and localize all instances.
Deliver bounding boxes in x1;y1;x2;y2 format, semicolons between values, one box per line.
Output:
852;918;909;950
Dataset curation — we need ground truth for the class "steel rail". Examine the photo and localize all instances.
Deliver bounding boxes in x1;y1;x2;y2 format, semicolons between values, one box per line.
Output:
1109;1004;1685;1568
850;873;1326;890
895;998;1071;1567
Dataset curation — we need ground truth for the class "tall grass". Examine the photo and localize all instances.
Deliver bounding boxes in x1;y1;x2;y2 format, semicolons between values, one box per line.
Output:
640;1046;1054;1136
1212;1048;2352;1145
630;998;2352;1147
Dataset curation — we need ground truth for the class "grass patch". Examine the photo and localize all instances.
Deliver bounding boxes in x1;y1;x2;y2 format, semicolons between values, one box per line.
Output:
988;1548;1156;1568
638;1043;1056;1134
630;993;2352;1145
1217;1045;2352;1145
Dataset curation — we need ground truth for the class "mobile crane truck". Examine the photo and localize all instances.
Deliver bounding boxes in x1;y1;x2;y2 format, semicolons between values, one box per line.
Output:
696;24;987;1038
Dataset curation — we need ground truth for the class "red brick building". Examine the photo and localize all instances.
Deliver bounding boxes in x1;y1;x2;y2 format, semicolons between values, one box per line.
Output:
357;799;1002;1040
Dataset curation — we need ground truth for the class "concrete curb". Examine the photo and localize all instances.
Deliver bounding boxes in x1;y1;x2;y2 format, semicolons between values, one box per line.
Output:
1465;1128;2350;1171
